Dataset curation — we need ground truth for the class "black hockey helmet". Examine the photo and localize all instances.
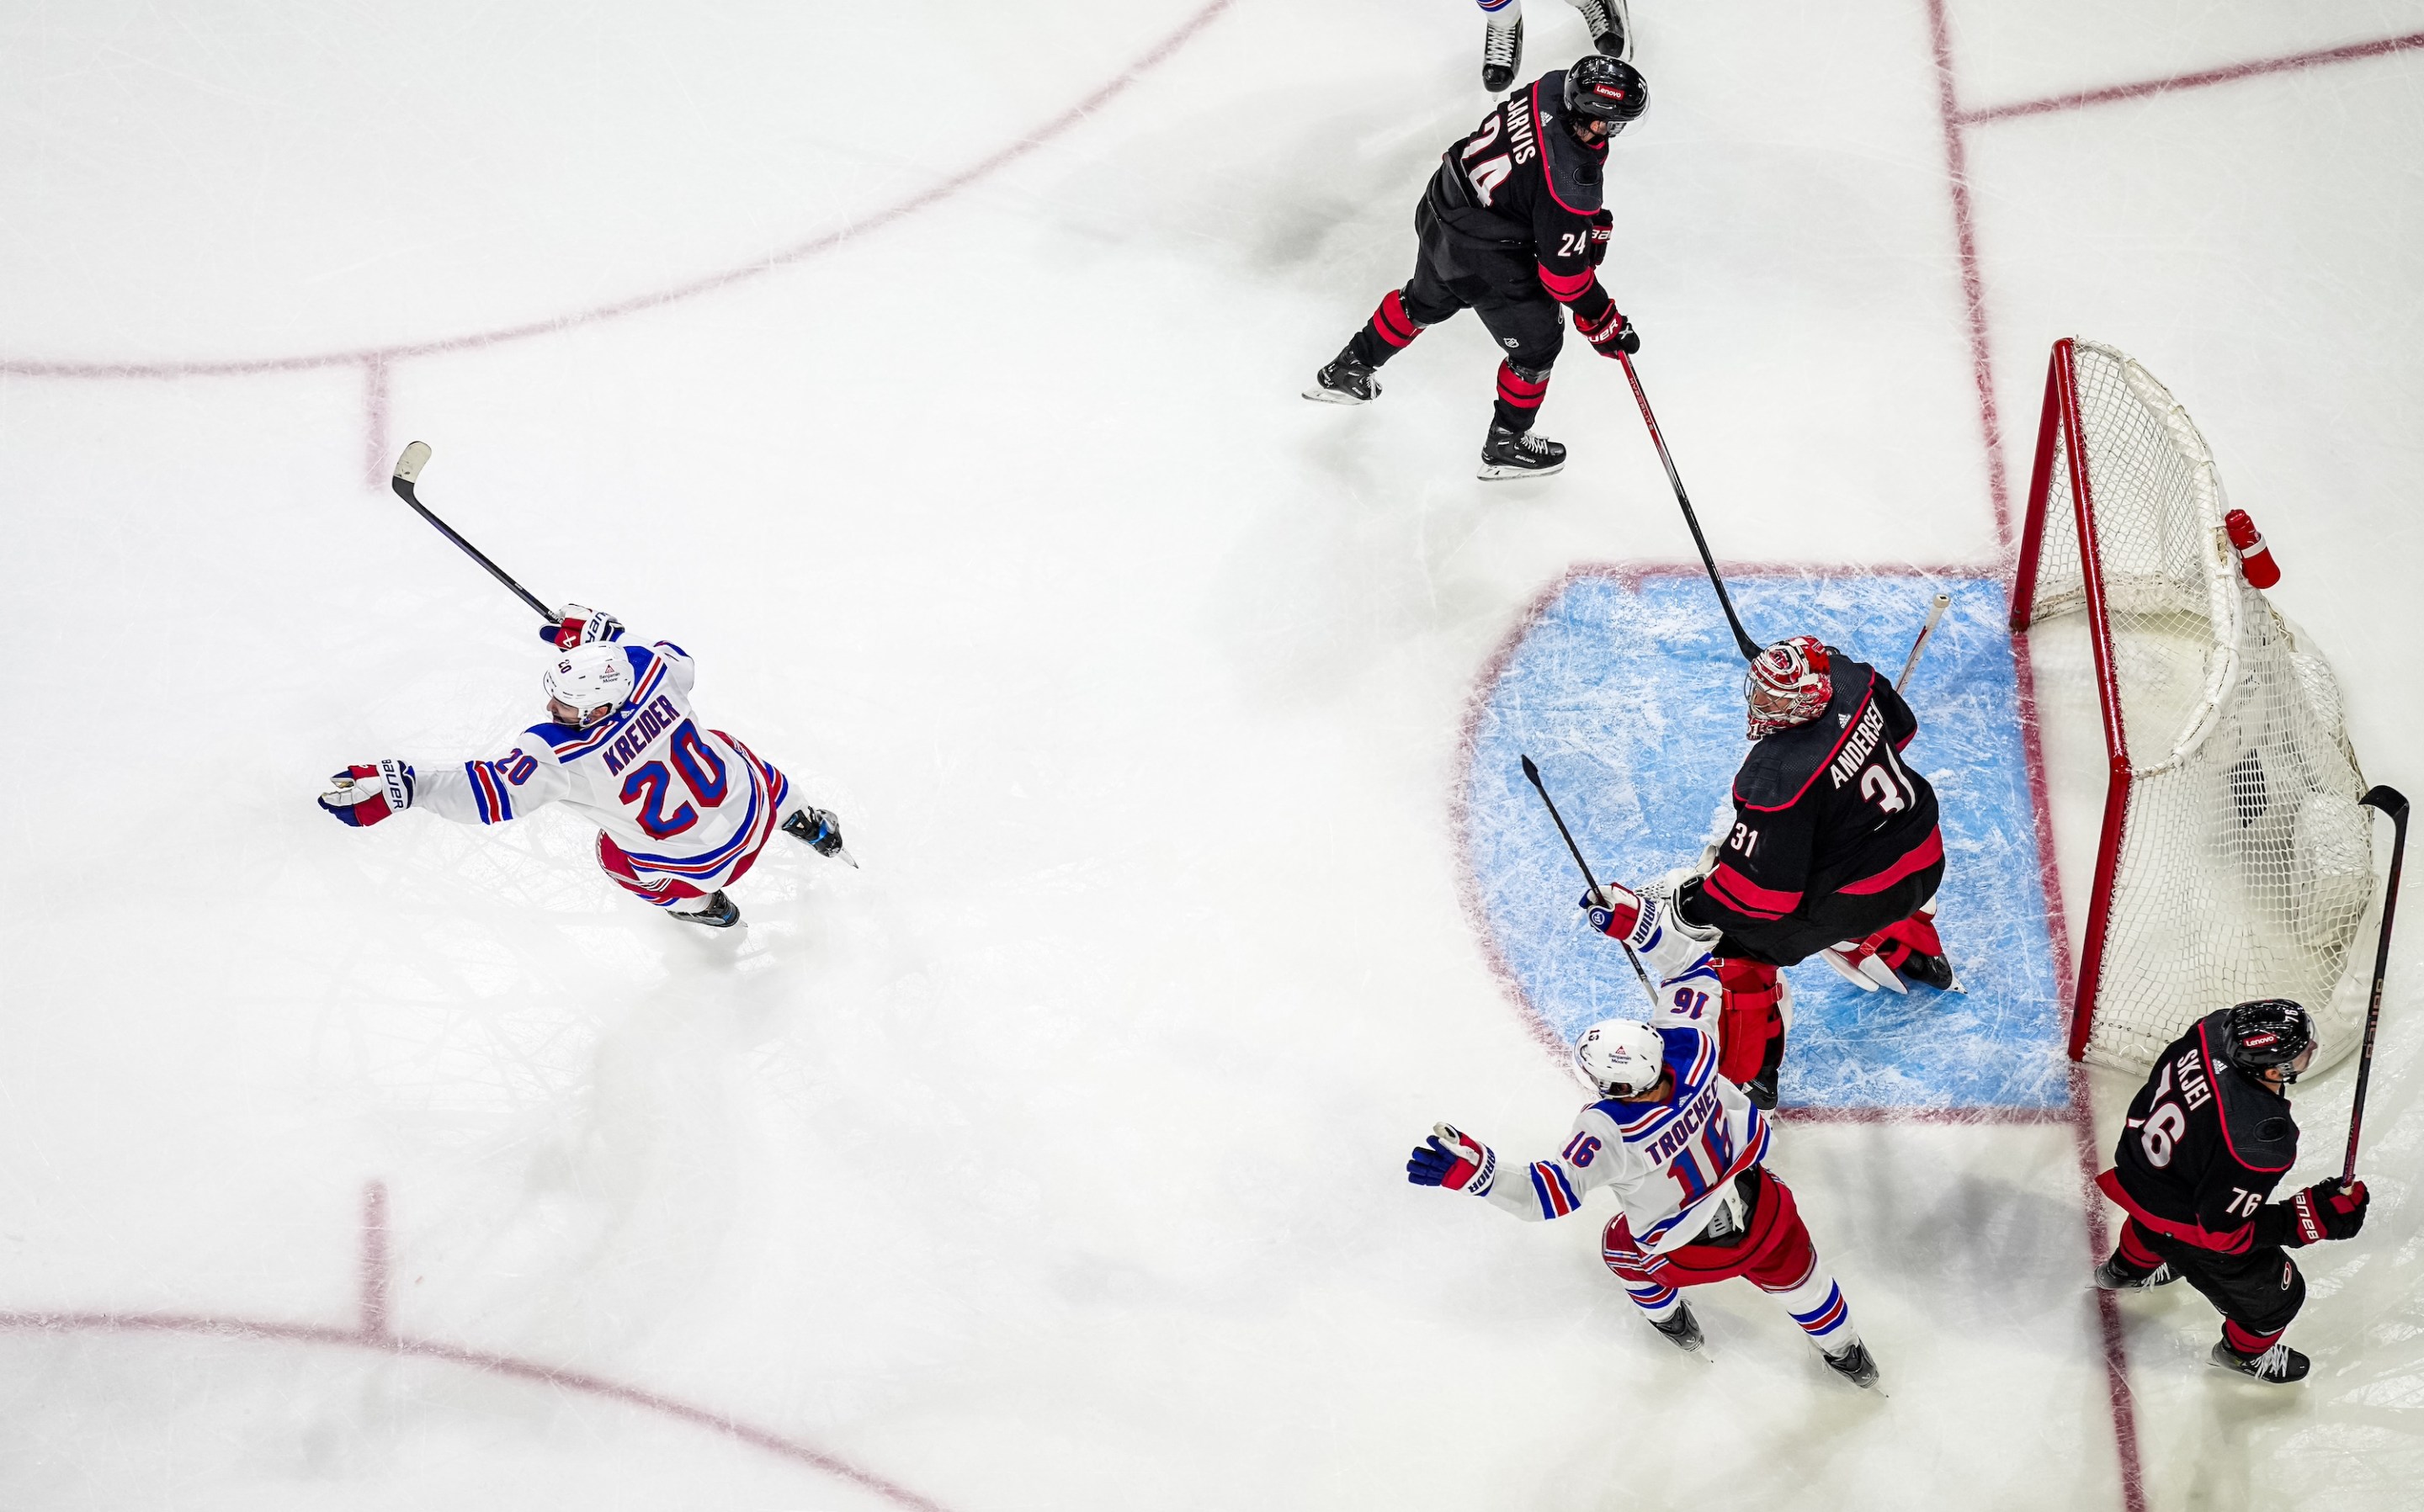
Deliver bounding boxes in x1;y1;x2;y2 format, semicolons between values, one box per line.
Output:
1564;56;1648;130
2224;999;2316;1081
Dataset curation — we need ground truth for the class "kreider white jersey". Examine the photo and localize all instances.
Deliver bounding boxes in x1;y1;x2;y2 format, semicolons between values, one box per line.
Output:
1480;1025;1770;1255
415;637;791;894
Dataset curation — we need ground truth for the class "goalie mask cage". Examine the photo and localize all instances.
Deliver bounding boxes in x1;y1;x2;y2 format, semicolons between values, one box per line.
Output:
2011;337;2374;1072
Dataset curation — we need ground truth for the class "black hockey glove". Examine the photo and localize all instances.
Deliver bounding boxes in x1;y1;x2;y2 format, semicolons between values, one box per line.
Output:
2288;1179;2368;1244
1587;210;1613;268
1576;304;1638;358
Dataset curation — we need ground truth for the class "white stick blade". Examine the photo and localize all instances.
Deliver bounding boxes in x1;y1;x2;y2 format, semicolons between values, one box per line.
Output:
393;440;431;484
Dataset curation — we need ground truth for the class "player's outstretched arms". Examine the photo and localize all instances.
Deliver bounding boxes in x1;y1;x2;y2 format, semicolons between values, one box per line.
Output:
1581;875;1720;979
2257;1180;2369;1247
317;761;416;828
1408;1124;1498;1196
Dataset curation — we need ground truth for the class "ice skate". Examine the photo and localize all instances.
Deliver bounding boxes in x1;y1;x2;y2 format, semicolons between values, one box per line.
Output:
1571;0;1630;60
1822;1338;1880;1389
2092;1252;2178;1291
1646;1299;1704;1353
1480;13;1522;93
1304;349;1381;406
1898;950;1961;992
1477;424;1565;480
668;890;742;929
2211;1339;2310;1384
782;805;856;867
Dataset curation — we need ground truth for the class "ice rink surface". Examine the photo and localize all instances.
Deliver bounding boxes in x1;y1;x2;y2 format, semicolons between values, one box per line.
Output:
4;1;2424;1508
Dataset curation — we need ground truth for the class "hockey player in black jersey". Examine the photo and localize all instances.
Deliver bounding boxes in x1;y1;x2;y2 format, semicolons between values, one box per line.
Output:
1305;56;1646;480
2093;1000;2368;1384
1576;637;1957;1106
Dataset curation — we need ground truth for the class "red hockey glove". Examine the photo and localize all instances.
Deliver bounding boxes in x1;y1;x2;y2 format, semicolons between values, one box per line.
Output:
2286;1179;2368;1244
1582;883;1645;940
544;603;626;650
1587;210;1613;268
317;761;416;828
1576;303;1638;358
1407;1123;1497;1195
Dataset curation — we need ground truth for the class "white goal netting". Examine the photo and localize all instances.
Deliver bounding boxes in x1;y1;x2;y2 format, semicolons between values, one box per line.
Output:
2017;339;2374;1073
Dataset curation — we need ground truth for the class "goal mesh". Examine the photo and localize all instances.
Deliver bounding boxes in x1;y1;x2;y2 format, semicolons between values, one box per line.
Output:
2015;339;2373;1073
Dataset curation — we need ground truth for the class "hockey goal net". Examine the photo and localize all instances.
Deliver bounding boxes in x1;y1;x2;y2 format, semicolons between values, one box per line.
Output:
2012;337;2374;1073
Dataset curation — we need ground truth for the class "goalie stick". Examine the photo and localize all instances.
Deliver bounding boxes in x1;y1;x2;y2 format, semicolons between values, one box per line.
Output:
1520;754;1660;1007
388;442;555;623
1614;350;1760;663
1895;592;1952;695
2343;783;2410;1184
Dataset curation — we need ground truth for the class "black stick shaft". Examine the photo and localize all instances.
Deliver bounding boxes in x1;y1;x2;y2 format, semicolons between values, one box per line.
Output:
1616;350;1761;663
388;443;554;622
2345;785;2410;1183
1521;755;1659;1005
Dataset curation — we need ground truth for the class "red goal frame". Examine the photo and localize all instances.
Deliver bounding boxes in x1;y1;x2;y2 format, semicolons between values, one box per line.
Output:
2008;337;2133;1063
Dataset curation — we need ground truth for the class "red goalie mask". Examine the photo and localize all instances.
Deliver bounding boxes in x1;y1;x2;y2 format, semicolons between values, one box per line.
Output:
1745;635;1832;738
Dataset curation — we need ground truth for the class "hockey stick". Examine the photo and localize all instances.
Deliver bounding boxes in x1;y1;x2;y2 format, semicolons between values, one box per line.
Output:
1613;350;1761;663
2343;783;2410;1184
388;442;555;623
1520;755;1660;1006
1895;592;1953;695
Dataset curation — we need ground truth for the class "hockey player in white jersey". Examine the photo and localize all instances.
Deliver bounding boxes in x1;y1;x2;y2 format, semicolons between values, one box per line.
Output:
1407;1017;1878;1386
317;605;849;929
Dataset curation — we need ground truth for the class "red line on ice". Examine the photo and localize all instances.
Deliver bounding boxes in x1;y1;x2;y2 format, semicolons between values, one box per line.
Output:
0;0;1234;381
1959;29;2424;125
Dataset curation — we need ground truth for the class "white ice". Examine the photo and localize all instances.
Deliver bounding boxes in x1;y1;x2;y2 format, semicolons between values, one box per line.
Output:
4;1;2424;1507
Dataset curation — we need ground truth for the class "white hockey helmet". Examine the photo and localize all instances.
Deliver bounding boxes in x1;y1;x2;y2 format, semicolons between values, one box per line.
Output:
543;642;633;729
1574;1018;1666;1098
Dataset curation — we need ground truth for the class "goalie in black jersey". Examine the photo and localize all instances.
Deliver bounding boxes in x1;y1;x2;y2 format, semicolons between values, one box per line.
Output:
2094;1000;2368;1384
1305;56;1646;480
1576;637;1958;1106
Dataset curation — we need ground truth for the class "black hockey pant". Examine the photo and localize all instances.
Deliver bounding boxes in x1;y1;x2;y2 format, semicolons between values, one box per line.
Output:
1709;857;1947;969
1346;201;1565;433
2119;1218;2305;1350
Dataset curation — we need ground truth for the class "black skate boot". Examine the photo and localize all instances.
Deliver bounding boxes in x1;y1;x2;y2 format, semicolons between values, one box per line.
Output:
2092;1252;2177;1291
1305;348;1381;406
1822;1338;1881;1389
1898;950;1959;991
1646;1298;1704;1353
1480;14;1523;93
1572;0;1630;59
670;890;742;929
2211;1338;2310;1385
782;805;851;862
1741;1032;1785;1112
1477;424;1565;480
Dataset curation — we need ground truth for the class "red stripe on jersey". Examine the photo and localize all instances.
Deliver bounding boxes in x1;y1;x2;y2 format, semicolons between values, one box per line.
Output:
1837;828;1944;895
1704;862;1800;919
1526;82;1594;215
1536;262;1595;301
1734;681;1877;813
2095;1168;2254;1255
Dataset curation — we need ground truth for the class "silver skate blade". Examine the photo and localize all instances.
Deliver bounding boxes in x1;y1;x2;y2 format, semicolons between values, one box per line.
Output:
1301;385;1371;406
1476;460;1566;482
828;845;859;869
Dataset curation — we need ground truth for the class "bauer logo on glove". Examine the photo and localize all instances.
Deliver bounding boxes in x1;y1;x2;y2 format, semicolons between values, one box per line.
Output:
318;761;416;828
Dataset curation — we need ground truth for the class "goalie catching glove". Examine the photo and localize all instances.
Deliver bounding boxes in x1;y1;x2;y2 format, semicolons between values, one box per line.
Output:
318;761;416;828
1406;1123;1496;1195
1581;875;1720;980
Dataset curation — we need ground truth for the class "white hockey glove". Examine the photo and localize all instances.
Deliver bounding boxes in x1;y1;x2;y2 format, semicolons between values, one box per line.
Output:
1582;876;1721;982
543;604;625;650
1406;1123;1497;1195
317;761;416;828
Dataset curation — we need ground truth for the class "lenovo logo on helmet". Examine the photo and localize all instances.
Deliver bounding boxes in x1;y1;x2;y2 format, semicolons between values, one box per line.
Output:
1594;84;1627;100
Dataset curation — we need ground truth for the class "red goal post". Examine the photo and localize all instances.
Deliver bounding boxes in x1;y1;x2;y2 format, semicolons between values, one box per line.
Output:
2010;337;2375;1072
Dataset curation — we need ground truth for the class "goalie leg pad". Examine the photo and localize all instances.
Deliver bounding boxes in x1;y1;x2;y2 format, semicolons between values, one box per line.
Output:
1715;957;1785;1085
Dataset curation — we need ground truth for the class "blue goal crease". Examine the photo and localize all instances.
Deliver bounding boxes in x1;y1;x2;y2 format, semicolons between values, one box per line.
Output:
1462;570;2068;1111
